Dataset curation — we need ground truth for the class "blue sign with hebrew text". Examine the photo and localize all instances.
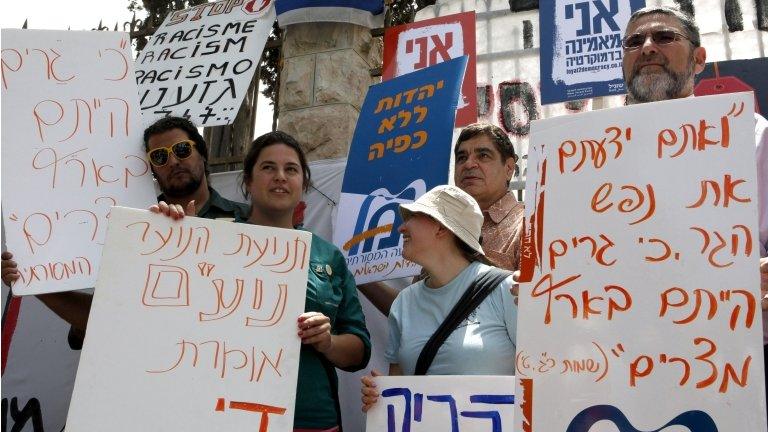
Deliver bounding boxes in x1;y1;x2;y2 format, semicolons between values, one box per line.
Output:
333;56;466;283
540;0;645;105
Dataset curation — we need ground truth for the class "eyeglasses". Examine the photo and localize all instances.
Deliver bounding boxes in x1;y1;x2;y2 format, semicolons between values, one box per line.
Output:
621;30;692;50
147;140;197;167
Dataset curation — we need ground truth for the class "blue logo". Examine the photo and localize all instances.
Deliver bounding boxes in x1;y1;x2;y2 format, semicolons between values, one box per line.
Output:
566;405;718;432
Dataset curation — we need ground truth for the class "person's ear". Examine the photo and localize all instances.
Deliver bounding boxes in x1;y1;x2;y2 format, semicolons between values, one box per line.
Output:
434;222;449;239
692;46;707;75
504;157;515;181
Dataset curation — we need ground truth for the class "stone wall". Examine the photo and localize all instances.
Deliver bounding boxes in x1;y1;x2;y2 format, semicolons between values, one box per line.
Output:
278;23;382;161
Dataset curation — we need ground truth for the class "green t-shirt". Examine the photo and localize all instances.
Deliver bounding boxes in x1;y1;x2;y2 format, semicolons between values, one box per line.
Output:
158;187;250;222
294;232;371;428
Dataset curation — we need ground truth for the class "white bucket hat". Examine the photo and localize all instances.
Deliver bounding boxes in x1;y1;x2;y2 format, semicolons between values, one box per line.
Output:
399;185;485;256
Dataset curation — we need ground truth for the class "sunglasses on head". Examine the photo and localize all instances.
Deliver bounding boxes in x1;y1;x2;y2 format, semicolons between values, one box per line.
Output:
621;30;692;50
147;140;197;167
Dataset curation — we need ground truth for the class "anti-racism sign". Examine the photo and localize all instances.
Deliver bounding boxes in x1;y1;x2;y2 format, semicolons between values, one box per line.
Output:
66;207;310;431
517;93;766;430
540;0;645;104
1;29;157;295
366;376;516;431
333;57;466;284
136;0;275;126
383;11;477;127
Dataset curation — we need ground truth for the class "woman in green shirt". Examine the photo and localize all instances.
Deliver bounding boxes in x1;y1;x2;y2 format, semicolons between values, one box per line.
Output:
156;131;371;431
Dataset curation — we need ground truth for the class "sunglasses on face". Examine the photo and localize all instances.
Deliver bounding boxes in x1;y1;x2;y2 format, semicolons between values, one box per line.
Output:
621;30;692;50
147;140;197;167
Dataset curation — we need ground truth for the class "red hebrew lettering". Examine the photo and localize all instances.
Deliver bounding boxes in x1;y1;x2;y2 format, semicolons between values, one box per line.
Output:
531;273;582;324
245;280;288;327
591;183;656;225
214;398;286;432
687;174;750;209
141;264;190;307
626;337;752;393
198;278;245;322
100;48;129;81
147;339;199;373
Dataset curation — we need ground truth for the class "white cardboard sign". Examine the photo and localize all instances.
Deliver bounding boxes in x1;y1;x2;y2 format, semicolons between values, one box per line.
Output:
135;0;275;127
516;93;766;431
1;29;157;296
366;375;515;431
66;207;310;431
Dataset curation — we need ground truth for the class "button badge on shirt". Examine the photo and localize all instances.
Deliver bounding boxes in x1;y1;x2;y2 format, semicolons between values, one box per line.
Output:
314;264;333;277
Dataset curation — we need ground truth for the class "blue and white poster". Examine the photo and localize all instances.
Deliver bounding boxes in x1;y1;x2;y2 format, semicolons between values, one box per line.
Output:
540;0;645;105
333;56;467;284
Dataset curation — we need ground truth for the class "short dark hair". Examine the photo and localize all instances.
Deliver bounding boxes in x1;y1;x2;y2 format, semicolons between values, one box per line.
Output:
626;6;701;47
242;130;311;197
453;236;493;266
143;116;210;176
454;123;517;163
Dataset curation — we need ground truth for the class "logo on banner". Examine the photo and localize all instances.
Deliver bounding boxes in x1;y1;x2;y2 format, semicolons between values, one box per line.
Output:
564;0;621;36
396;24;464;78
565;405;718;432
343;179;427;256
243;0;272;16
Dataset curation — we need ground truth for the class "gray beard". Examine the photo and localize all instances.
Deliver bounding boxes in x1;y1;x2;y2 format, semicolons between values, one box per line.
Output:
626;61;694;105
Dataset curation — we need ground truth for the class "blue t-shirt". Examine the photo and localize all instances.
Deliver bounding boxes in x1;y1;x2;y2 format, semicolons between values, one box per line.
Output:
385;262;517;375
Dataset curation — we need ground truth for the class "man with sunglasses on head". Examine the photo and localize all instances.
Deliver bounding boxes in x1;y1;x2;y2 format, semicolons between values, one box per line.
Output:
621;5;768;415
1;116;249;347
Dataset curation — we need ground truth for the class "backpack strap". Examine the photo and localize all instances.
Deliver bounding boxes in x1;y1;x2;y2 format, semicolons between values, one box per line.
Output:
414;267;512;375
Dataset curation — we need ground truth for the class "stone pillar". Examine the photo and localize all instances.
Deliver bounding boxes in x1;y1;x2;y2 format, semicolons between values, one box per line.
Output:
277;23;382;161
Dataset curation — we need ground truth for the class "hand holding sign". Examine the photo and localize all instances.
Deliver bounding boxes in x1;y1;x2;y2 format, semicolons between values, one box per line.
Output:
1;251;20;287
149;200;197;220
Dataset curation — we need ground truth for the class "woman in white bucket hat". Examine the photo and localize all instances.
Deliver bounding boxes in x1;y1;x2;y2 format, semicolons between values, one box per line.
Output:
360;185;518;412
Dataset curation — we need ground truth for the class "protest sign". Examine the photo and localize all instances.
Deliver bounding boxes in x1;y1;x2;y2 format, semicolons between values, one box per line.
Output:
366;375;515;431
66;207;310;431
1;29;157;295
333;56;466;284
135;0;274;126
1;283;80;432
383;12;477;127
539;0;645;104
516;93;766;431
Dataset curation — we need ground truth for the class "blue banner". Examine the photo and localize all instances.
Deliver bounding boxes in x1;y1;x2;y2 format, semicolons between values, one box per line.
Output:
540;0;645;105
333;56;467;283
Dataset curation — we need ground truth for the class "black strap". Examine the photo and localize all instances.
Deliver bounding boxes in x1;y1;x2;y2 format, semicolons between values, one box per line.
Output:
414;267;512;375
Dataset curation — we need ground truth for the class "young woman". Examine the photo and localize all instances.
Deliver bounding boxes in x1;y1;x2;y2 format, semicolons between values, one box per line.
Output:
155;131;370;432
360;185;517;411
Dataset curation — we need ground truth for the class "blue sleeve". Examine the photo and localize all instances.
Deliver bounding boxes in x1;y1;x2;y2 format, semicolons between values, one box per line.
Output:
500;275;518;345
384;296;402;364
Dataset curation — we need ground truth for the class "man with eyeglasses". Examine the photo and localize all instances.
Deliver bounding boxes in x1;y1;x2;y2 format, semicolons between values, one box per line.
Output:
1;116;249;347
621;5;768;415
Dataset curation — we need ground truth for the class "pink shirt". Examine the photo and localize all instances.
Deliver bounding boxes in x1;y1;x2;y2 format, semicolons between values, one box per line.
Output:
481;192;525;271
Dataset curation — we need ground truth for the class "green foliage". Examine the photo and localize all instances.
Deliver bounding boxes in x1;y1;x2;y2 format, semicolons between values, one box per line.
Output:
386;0;417;27
385;0;437;27
259;22;282;106
128;0;207;52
